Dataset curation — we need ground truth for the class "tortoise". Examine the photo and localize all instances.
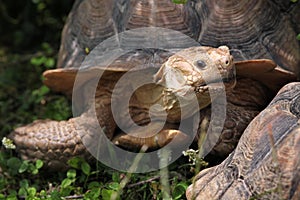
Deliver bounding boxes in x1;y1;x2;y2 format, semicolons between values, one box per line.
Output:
186;82;300;200
9;45;241;168
7;0;300;196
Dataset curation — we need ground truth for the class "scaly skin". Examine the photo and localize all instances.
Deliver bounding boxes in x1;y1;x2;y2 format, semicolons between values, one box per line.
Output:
186;82;300;200
197;78;272;159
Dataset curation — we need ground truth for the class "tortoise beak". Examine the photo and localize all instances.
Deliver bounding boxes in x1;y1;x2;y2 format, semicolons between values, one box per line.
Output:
223;64;236;88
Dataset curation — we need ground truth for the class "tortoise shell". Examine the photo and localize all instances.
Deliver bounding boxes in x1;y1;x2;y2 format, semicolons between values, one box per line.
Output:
56;0;299;74
44;0;299;94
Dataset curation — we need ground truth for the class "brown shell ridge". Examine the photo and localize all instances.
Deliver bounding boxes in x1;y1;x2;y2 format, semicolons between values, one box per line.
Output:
43;68;78;94
57;0;117;69
196;0;300;74
235;59;297;92
58;0;202;70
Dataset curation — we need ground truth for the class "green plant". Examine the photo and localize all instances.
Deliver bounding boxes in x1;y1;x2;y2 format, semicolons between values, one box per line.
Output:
0;151;45;199
172;0;188;4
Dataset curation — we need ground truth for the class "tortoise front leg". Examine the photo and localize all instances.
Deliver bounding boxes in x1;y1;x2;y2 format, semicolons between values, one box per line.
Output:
9;117;91;170
197;78;271;160
9;98;116;171
112;122;190;151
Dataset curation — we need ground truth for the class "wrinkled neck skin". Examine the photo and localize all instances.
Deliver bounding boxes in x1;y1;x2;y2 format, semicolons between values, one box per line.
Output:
134;71;226;124
110;74;209;126
134;83;211;123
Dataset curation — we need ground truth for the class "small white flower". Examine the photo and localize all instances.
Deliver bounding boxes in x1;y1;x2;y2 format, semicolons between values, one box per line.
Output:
182;149;199;165
2;137;16;149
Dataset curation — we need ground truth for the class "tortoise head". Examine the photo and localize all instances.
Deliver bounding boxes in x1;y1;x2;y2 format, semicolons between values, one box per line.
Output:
154;46;236;110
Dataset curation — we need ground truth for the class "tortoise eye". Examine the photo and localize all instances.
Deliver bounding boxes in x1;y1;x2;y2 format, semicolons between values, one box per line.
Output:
195;60;206;69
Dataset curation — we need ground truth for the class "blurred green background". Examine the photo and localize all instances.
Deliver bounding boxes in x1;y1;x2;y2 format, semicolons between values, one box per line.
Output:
0;0;74;137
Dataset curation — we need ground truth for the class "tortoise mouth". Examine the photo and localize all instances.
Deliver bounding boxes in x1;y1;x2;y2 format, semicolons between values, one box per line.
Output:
194;73;236;94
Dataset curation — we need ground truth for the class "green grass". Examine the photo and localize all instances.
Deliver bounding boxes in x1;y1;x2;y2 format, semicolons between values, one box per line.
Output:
0;44;72;135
